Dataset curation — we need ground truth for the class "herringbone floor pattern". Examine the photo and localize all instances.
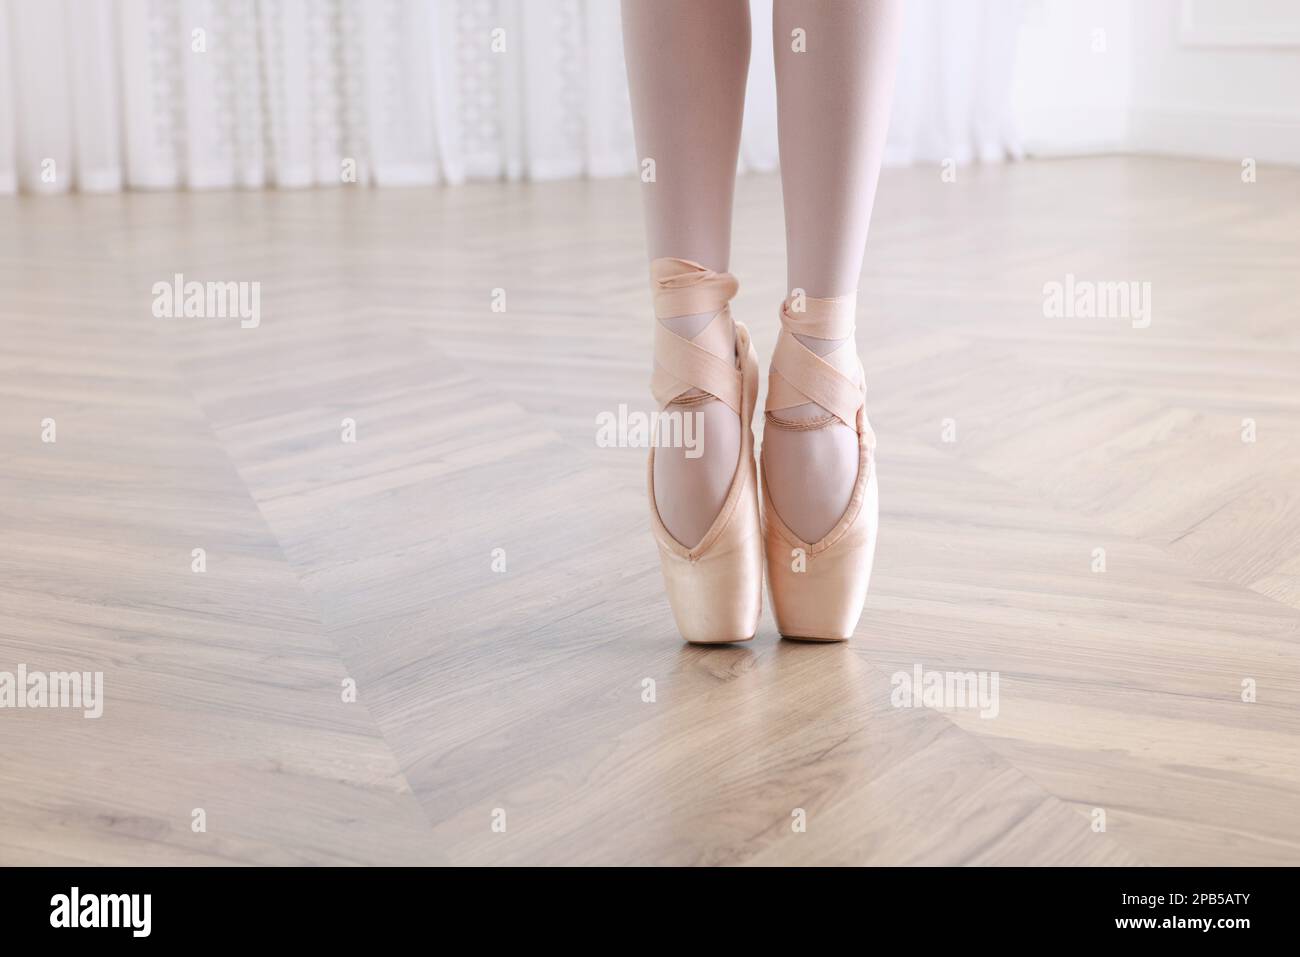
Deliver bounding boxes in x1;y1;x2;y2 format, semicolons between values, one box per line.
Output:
1;157;1297;864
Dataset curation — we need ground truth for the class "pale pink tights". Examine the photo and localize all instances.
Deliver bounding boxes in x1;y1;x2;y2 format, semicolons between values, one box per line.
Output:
623;0;904;548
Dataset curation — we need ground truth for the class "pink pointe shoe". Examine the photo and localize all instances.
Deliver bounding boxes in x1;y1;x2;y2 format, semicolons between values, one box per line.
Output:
760;294;879;641
646;258;763;644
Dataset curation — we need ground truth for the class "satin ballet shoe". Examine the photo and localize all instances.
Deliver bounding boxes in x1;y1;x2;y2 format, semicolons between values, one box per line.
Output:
646;258;763;644
760;294;878;642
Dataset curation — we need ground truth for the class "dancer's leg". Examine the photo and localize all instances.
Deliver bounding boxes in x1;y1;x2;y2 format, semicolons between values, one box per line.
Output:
622;0;751;548
764;0;904;542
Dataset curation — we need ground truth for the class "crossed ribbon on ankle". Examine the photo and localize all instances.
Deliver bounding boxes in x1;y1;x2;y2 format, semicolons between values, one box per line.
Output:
650;259;872;448
650;258;742;414
768;294;874;447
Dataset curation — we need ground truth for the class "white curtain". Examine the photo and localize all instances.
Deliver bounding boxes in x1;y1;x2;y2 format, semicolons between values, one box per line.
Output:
0;0;1021;195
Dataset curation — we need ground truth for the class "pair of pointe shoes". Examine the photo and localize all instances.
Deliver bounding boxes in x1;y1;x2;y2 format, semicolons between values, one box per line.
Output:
647;258;879;644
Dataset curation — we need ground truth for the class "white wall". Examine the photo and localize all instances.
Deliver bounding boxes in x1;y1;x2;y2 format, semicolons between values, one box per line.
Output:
1015;0;1300;164
1128;0;1300;163
1013;0;1134;156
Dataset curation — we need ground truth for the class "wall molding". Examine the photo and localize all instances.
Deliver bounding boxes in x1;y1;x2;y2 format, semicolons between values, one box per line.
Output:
1178;0;1300;48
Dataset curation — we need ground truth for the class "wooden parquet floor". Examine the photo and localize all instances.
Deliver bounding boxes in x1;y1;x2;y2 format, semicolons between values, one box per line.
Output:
1;157;1297;864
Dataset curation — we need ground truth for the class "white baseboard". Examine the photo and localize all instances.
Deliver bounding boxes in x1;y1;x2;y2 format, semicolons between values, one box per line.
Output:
1019;107;1131;160
1127;108;1300;165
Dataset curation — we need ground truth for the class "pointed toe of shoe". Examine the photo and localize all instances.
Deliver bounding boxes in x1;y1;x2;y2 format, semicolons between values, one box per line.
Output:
763;464;878;643
658;545;763;644
653;462;764;644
